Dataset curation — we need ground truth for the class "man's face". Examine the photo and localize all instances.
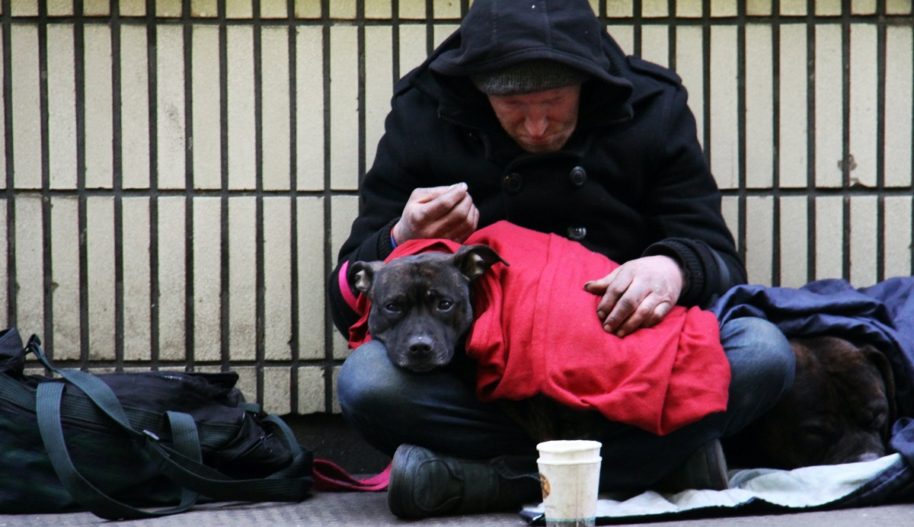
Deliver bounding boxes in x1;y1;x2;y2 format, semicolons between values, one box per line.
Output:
486;84;582;153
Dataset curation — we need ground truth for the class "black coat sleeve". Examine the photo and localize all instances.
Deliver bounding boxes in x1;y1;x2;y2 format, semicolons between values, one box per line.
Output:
639;82;747;307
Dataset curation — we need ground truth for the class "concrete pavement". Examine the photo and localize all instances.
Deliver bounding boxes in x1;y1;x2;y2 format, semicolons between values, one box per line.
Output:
2;492;914;527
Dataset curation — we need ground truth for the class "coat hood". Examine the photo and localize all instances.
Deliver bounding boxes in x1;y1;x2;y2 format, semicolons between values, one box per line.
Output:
429;0;632;99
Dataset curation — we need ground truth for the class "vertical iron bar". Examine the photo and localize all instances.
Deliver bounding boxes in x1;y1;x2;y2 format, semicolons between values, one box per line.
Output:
771;1;782;286
321;0;335;413
219;0;231;372
702;0;711;167
287;0;300;413
38;0;52;356
1;0;13;328
806;0;817;282
182;0;196;370
253;0;265;404
841;0;851;281
73;0;87;363
736;0;748;280
142;0;162;365
391;0;401;82
425;0;433;56
286;0;301;414
633;0;642;58
875;0;887;282
357;0;366;187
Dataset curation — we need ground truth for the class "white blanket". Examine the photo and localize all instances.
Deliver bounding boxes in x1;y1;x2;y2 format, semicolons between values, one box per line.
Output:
523;454;900;522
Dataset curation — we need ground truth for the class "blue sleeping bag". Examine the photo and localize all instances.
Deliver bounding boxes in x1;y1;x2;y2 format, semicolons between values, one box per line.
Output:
522;277;914;524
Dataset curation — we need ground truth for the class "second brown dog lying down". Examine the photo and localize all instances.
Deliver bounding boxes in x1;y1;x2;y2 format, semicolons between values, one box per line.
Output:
727;335;895;469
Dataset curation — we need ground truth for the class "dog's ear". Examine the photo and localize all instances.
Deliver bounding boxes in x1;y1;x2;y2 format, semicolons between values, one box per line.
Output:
348;260;385;294
860;343;897;426
453;245;507;281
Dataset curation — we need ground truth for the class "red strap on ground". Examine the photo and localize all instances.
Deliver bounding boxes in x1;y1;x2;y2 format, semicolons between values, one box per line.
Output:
312;458;391;492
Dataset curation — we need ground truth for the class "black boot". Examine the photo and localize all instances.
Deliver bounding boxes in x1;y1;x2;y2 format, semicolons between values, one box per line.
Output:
387;444;542;518
655;439;729;492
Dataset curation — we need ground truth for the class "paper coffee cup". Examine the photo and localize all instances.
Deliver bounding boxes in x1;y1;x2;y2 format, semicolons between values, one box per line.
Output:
537;440;602;527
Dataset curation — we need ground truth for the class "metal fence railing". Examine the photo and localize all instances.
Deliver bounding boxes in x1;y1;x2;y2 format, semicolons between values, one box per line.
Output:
1;0;912;414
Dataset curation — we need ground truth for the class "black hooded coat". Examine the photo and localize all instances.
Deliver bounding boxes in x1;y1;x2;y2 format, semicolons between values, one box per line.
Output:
328;0;746;335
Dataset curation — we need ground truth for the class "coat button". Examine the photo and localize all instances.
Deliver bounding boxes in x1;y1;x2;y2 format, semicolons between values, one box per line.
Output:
502;172;523;194
567;226;587;240
569;166;587;187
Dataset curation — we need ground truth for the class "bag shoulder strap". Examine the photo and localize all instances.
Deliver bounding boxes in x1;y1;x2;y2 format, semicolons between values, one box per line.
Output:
37;382;200;520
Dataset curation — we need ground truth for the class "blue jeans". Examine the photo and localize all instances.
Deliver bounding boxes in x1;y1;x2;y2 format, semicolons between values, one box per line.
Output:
337;316;794;491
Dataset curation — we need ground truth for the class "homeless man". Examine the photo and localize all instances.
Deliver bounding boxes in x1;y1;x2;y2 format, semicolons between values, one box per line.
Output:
327;0;795;519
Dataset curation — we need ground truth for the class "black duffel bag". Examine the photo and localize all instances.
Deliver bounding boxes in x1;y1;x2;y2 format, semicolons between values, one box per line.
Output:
0;327;313;519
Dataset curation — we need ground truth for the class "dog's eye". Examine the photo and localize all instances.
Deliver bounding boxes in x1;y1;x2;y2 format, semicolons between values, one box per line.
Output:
437;299;454;311
867;409;888;429
384;302;403;314
799;423;835;445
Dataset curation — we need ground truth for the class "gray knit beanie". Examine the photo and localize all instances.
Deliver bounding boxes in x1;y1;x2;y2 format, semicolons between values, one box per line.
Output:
470;59;589;95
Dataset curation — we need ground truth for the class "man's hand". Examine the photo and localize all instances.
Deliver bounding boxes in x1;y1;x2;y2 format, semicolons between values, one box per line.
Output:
583;255;684;337
392;183;480;244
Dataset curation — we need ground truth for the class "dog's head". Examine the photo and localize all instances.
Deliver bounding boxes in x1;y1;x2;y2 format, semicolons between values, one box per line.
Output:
348;245;505;373
755;336;895;468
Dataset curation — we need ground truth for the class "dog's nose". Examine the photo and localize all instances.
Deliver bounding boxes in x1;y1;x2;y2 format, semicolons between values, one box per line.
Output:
855;452;882;463
408;340;433;359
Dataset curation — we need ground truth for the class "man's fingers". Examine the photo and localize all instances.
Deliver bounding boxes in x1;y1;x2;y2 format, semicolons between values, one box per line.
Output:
591;268;629;322
653;301;672;320
415;183;469;223
437;196;479;241
614;297;671;337
585;256;683;336
400;184;472;241
583;267;619;294
411;183;465;203
600;275;657;334
469;204;479;229
436;190;475;225
399;183;479;243
429;182;469;208
601;295;636;334
451;202;481;242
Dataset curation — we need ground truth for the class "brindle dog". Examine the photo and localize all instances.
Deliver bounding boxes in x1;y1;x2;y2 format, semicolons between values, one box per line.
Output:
727;335;895;469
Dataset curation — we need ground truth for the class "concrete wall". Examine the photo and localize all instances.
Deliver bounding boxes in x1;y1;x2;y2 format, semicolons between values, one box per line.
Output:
1;0;912;414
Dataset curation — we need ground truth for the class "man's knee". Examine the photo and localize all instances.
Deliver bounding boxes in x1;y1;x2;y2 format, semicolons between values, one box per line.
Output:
721;317;795;412
338;341;408;416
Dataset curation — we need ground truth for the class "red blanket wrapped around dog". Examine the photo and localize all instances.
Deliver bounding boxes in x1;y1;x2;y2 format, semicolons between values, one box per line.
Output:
348;221;730;435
